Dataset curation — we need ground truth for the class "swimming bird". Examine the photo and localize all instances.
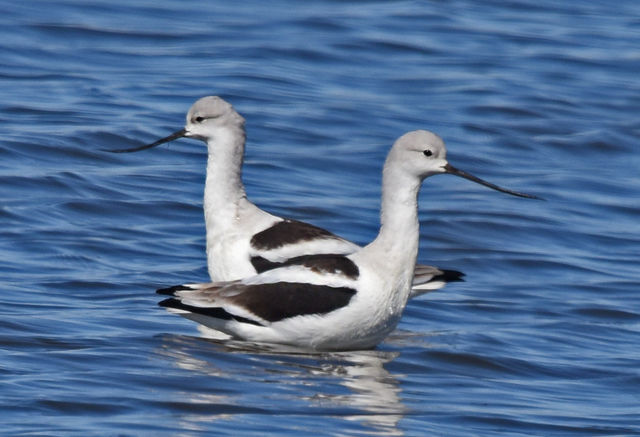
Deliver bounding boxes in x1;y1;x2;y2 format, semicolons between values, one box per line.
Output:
156;130;539;351
109;96;465;296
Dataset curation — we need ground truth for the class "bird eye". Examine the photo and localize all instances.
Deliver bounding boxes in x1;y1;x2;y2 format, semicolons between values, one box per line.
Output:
195;116;205;123
423;149;433;157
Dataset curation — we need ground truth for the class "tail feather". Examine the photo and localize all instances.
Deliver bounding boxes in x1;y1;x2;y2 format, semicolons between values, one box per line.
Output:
157;284;194;296
158;297;264;327
410;266;465;298
433;269;465;283
412;265;465;287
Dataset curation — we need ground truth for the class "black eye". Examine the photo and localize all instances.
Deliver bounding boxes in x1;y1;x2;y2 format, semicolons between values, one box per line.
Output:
195;116;205;123
423;149;433;157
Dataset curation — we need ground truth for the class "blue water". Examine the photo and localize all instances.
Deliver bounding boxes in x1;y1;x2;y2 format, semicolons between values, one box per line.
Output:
2;0;639;435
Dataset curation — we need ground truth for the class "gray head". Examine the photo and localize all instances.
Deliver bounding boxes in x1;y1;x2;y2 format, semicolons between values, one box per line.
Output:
387;130;540;199
184;96;245;141
107;96;245;153
386;130;448;179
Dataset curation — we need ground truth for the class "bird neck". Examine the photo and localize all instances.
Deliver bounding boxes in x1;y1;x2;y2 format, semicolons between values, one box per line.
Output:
364;166;421;272
203;126;250;225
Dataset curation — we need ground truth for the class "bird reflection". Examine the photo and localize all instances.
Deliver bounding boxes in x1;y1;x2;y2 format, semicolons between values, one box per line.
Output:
155;334;409;435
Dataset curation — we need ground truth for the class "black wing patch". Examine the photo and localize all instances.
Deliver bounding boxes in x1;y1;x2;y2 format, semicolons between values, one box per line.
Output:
250;219;338;250
158;282;357;324
232;282;356;322
250;254;359;279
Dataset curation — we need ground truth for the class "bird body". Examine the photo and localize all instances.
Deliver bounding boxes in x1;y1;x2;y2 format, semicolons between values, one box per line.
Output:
113;96;460;295
109;97;540;351
156;130;538;350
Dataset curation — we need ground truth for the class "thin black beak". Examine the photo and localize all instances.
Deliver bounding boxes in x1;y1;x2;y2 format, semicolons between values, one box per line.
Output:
444;163;542;200
105;128;187;153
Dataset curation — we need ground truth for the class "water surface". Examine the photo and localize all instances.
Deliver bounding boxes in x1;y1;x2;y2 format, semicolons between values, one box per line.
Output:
1;1;639;435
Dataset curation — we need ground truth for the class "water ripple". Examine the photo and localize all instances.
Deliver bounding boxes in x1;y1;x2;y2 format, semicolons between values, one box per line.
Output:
2;0;640;435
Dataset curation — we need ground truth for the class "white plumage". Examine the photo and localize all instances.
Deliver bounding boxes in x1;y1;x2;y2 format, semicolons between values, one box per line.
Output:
111;96;464;296
155;130;538;351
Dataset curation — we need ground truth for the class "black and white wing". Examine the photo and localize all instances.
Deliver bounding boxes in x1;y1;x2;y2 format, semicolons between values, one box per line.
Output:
246;218;463;297
158;254;361;331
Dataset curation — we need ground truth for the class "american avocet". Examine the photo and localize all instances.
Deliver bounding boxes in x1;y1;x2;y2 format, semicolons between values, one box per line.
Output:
109;97;462;297
156;130;539;351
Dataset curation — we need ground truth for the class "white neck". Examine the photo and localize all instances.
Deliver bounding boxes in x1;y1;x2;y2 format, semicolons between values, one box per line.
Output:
362;164;421;279
203;126;250;227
